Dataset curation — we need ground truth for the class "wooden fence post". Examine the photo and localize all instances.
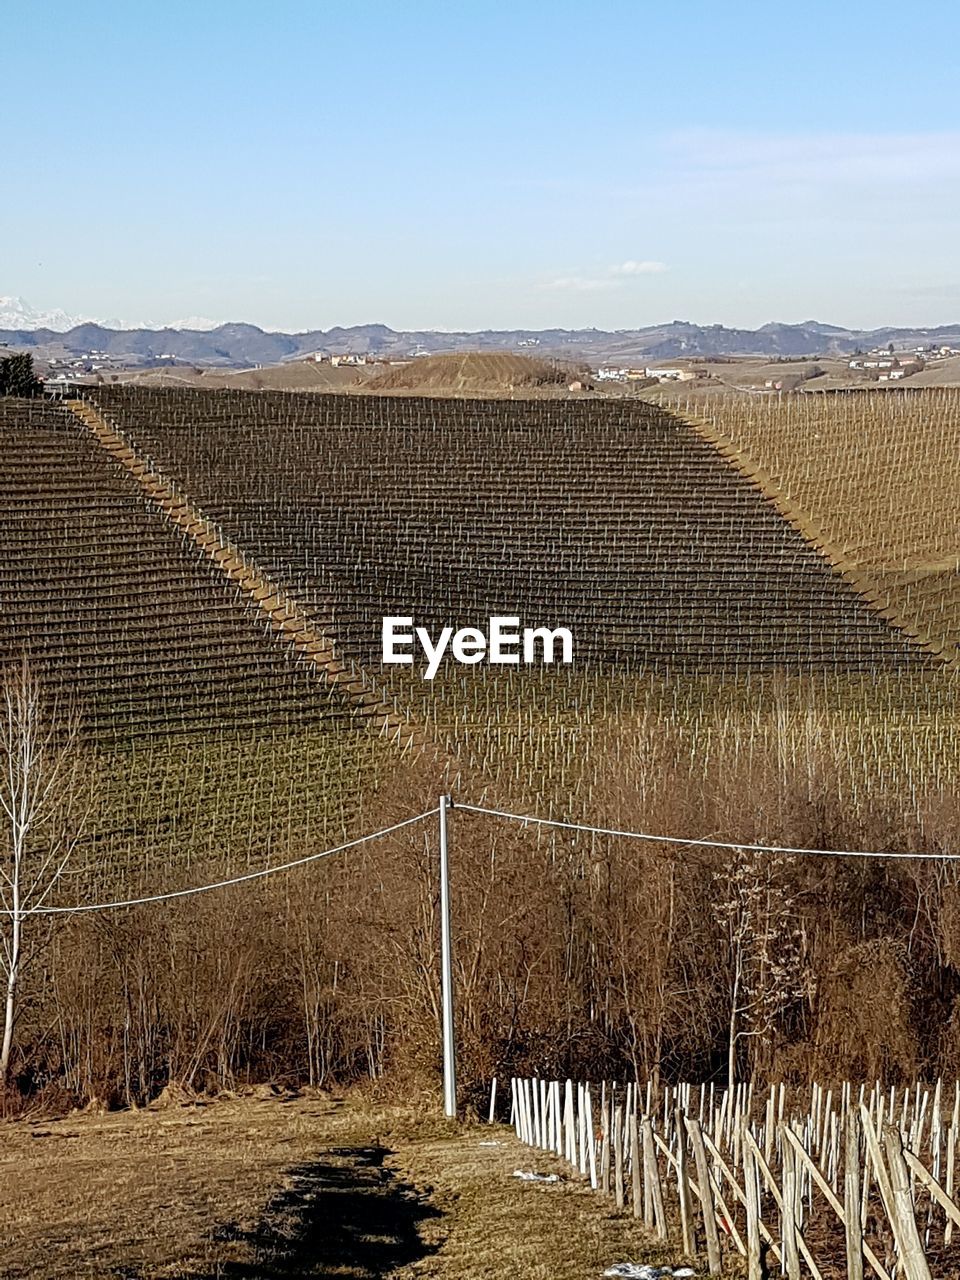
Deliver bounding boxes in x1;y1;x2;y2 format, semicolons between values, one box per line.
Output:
586;1084;598;1190
902;1147;960;1233
564;1080;576;1166
577;1082;587;1176
782;1124;888;1280
601;1095;611;1195
583;1090;599;1187
553;1080;563;1156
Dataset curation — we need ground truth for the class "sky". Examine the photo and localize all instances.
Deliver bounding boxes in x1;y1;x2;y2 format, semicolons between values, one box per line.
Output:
3;0;959;332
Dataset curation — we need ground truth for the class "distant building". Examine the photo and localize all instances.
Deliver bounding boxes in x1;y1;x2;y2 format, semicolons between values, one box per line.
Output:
645;367;695;382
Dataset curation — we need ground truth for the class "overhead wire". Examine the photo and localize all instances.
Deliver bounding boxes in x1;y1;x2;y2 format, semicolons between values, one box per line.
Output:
2;808;437;917
453;801;960;862
5;792;959;921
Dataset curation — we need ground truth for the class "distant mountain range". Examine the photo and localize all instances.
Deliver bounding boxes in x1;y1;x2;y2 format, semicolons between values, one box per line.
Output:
0;296;220;333
3;300;959;368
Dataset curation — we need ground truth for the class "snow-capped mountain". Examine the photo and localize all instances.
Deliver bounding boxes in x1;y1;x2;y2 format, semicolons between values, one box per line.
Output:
0;297;228;333
0;295;93;332
164;316;222;331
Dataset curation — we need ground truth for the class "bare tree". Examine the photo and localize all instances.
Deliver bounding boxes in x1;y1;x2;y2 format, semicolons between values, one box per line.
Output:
714;847;808;1089
0;660;88;1087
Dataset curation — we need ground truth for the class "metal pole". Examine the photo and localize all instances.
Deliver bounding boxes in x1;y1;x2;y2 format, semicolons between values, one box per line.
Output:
439;793;457;1118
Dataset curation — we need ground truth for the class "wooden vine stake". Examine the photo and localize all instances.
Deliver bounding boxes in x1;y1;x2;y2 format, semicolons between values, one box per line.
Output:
642;1116;667;1239
780;1130;801;1280
743;1132;763;1280
844;1108;865;1280
675;1107;696;1257
860;1104;931;1280
685;1115;722;1275
614;1103;625;1208
630;1104;643;1219
882;1124;932;1280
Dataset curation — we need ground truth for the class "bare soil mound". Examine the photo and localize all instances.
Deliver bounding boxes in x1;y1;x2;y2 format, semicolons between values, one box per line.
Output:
365;351;577;394
222;361;369;391
119;362;370;392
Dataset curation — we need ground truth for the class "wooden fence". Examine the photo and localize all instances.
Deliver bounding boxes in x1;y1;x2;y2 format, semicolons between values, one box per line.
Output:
504;1077;960;1279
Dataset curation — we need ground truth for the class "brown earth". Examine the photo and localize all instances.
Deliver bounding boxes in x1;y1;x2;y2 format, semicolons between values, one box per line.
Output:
363;351;583;396
0;1093;685;1279
117;362;373;392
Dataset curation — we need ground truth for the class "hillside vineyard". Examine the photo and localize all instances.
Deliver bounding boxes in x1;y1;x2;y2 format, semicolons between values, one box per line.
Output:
0;398;364;740
8;383;960;1108
0;396;375;893
680;387;960;660
87;387;930;677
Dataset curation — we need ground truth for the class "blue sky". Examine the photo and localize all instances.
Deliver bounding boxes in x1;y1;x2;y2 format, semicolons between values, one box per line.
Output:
4;0;958;331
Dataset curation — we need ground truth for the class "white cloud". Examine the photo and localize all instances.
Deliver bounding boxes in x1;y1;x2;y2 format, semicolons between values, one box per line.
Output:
611;260;668;276
546;275;620;292
545;260;669;291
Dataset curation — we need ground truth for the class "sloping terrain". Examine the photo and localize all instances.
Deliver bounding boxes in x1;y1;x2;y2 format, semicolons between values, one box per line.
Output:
87;386;932;678
119;360;371;392
0;399;356;741
363;351;576;394
683;388;960;662
9;385;960;1126
0;1096;663;1280
4;385;953;896
0;397;381;894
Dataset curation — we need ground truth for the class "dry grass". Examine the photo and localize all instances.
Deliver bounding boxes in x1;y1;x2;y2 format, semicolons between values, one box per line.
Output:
390;1131;685;1280
676;389;960;659
364;352;578;395
117;363;374;392
0;1090;340;1277
0;1093;687;1279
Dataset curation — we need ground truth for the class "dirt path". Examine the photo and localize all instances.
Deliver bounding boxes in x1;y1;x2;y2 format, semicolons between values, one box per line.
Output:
182;1145;439;1279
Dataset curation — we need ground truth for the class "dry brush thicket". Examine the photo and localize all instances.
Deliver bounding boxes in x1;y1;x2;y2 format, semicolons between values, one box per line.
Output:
3;388;960;1111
